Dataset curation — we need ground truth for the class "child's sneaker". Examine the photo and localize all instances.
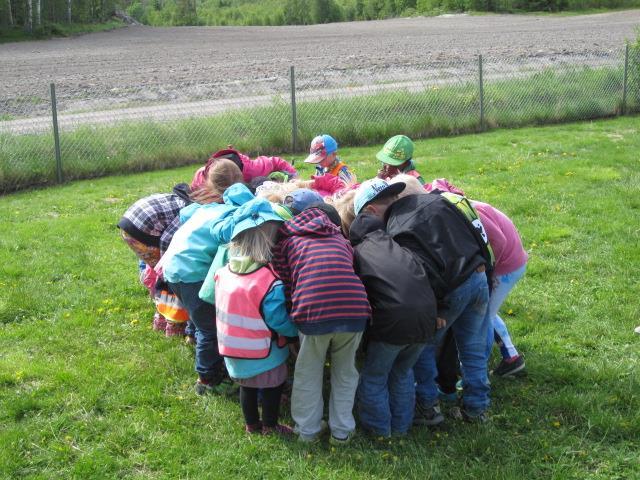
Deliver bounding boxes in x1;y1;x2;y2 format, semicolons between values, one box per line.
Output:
152;312;167;332
194;378;216;396
329;431;355;445
461;409;489;424
297;420;328;443
165;321;186;337
414;402;444;426
245;422;262;434
262;424;294;437
491;355;526;377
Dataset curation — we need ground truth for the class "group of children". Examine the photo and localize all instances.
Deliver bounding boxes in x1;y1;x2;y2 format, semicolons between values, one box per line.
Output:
118;133;528;442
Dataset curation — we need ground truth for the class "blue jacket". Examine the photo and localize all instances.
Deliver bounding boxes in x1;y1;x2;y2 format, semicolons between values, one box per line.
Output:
162;184;254;284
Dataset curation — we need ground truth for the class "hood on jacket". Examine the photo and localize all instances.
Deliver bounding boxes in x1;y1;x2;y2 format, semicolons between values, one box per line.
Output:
209;184;257;244
349;213;385;246
172;183;192;203
279;207;341;239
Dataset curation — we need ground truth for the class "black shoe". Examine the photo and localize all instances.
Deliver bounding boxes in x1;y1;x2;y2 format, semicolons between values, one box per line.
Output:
413;402;445;426
461;409;489;424
491;355;526;377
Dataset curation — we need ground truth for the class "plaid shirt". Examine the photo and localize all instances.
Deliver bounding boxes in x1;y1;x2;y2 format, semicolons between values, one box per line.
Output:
120;193;188;247
160;215;182;255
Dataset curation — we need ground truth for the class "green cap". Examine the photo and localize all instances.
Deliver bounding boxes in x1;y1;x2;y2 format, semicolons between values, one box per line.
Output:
376;135;414;166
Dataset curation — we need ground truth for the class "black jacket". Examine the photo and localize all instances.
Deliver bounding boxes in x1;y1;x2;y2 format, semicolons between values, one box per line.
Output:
350;214;437;345
385;193;488;302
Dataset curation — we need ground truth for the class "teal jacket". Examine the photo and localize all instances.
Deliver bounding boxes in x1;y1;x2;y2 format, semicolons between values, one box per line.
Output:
162;184;254;284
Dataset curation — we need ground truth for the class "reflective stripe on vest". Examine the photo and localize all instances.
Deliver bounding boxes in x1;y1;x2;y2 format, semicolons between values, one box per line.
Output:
214;265;277;359
155;289;189;323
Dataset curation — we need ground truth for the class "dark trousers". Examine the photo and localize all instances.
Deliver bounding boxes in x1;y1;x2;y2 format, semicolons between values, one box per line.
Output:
239;383;284;427
436;329;460;395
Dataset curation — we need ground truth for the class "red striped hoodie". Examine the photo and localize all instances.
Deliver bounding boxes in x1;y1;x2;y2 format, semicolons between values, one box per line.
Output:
272;208;371;335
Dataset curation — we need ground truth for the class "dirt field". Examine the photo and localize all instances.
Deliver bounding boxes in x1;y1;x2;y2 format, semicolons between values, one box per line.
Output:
1;11;639;117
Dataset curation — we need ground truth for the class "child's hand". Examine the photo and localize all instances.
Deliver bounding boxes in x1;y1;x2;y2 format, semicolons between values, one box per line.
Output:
436;317;447;329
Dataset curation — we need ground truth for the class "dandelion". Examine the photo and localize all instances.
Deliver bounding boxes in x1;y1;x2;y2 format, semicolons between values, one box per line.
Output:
552;421;561;428
130;319;139;326
15;370;24;381
507;309;514;316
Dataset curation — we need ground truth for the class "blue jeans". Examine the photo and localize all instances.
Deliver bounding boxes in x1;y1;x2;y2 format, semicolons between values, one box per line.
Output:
414;271;490;415
487;264;526;360
168;281;223;381
357;341;426;437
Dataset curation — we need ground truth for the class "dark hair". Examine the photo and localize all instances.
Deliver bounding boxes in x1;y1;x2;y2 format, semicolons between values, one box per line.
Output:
249;176;270;193
305;201;341;228
218;153;243;171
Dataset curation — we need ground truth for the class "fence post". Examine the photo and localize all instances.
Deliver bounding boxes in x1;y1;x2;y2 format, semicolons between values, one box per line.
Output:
478;54;485;130
290;65;298;158
622;44;629;115
50;83;63;183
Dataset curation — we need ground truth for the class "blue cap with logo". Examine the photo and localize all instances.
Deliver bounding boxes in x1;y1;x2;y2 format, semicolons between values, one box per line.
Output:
354;178;405;216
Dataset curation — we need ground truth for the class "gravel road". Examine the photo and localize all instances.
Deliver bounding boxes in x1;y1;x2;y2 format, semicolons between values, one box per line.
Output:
1;11;638;118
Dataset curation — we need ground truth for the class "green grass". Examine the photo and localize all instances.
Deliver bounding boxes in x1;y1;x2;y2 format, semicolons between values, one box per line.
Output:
2;64;637;193
0;19;125;44
1;116;639;479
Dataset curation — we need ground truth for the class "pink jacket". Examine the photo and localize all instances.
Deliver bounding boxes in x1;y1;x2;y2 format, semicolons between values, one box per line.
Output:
471;202;528;276
310;174;349;197
191;149;297;189
240;153;297;183
424;178;527;275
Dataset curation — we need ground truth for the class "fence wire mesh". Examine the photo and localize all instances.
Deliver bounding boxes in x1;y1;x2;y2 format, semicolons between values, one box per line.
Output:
0;46;637;193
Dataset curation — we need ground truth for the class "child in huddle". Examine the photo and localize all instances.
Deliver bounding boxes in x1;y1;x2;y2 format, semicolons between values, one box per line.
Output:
159;160;253;395
213;198;298;436
118;183;192;335
375;135;425;185
423;179;528;377
192;147;298;187
272;202;371;444
348;210;438;438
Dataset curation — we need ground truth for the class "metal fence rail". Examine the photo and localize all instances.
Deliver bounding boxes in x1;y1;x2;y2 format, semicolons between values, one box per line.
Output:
0;46;637;193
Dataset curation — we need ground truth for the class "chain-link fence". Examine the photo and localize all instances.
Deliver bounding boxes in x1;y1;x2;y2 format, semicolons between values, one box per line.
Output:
1;45;638;193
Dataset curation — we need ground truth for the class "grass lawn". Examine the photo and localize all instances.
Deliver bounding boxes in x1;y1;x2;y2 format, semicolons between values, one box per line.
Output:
0;116;639;479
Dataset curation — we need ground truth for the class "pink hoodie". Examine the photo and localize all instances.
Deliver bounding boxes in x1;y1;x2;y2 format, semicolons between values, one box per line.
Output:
424;178;527;275
472;202;528;275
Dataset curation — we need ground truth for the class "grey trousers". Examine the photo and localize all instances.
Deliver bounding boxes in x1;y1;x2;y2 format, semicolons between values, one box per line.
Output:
292;331;363;440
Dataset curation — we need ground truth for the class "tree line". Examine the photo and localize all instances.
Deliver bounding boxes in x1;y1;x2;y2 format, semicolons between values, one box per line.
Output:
3;0;639;32
1;0;118;31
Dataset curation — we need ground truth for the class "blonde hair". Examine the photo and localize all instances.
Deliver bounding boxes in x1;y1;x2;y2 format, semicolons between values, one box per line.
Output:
389;174;426;198
255;179;312;203
190;159;243;204
229;221;281;265
331;189;357;237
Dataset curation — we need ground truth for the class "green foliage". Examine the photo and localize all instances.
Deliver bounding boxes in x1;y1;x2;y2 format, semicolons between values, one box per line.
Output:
1;116;640;478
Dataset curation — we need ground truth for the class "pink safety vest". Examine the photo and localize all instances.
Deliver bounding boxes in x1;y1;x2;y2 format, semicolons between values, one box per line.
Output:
214;265;278;359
